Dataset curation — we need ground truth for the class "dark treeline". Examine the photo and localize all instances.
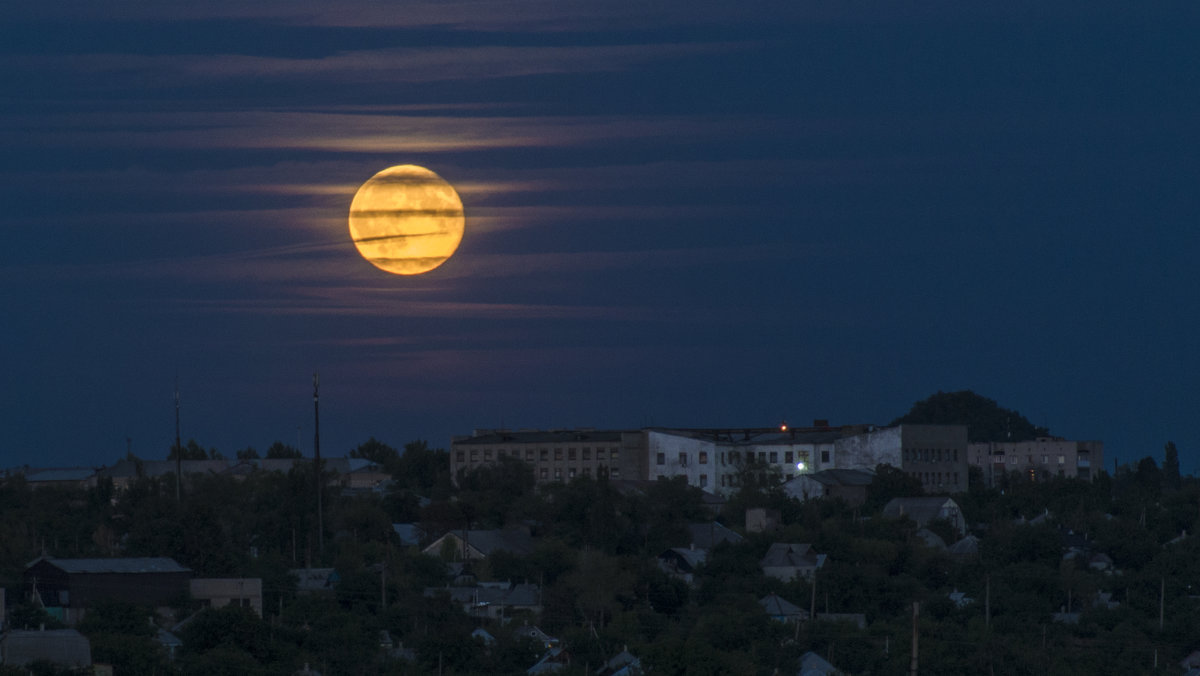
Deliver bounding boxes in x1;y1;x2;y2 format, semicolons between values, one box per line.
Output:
2;438;1200;675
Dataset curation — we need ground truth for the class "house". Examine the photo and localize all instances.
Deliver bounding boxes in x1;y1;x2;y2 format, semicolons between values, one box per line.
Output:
528;646;571;674
25;556;192;625
783;469;874;507
422;528;535;561
760;543;826;582
797;651;840;676
423;582;542;620
0;629;92;670
686;521;743;549
392;523;424;547
658;547;707;585
22;468;100;490
882;497;966;536
513;624;558;648
759;593;807;623
190;578;263;616
155;627;183;661
948;589;974;608
290;568;338;594
596;647;642;676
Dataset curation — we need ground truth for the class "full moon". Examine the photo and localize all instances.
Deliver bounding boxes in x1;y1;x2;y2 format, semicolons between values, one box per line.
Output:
348;165;465;275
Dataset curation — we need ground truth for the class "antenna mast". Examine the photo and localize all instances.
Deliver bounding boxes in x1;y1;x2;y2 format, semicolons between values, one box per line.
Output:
174;378;182;502
314;371;324;560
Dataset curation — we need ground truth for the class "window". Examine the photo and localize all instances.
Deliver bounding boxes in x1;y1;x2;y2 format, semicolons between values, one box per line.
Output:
554;448;563;461
470;450;479;461
540;449;549;461
769;452;778;463
610;468;621;478
569;468;576;478
1041;455;1048;464
554;468;562;479
568;448;576;461
953;449;959;461
785;451;794;464
699;474;708;488
821;450;830;463
1058;455;1065;464
595;449;606;461
583;467;591;476
1009;456;1017;464
484;450;493;461
610;449;620;461
525;449;534;461
679;452;688;467
539;468;548;479
497;450;506;459
456;451;465;462
583;448;591;460
657;453;665;465
758;452;766;462
699;451;708;465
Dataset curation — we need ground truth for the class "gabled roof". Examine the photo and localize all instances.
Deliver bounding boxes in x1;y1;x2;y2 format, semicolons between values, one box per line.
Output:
799;468;875;488
798;650;838;676
660;547;707;570
425;529;535;557
0;629;92;667
392;523;423;546
596;648;642;676
759;593;805;619
27;556;190;575
760;543;823;569
882;497;958;524
687;522;743;549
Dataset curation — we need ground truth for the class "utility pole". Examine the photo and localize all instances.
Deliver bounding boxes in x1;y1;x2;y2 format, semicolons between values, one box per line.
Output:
910;601;919;676
313;372;324;561
985;575;990;629
1160;577;1165;630
174;378;182;502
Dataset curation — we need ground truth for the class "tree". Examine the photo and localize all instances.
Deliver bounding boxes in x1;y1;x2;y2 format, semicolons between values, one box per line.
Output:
168;439;210;461
1163;441;1181;490
266;441;303;459
864;464;924;511
236;447;259;460
891;390;1049;442
350;437;400;471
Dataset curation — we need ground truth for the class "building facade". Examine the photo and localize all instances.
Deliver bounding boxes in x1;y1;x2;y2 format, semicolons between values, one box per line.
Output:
450;429;646;485
967;438;1104;486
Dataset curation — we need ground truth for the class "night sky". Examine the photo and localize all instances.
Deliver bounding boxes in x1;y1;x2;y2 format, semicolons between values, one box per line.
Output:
3;2;1198;471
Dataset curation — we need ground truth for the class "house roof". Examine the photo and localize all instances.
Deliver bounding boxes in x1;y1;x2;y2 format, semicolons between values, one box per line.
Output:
882;497;958;524
597;648;641;676
805;468;875;487
687;522;743;549
759;593;805;618
949;535;980;556
760;543;823;569
1;629;92;667
425;529;535;557
27;556;190;575
392;523;423;546
798;651;838;676
661;547;707;570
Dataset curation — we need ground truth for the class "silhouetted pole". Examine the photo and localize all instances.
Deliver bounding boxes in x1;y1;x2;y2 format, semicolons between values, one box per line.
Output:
314;372;324;560
174;379;182;502
910;601;919;676
1160;577;1165;630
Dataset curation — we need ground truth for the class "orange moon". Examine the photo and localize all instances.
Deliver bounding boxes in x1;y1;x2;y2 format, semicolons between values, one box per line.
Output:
348;165;465;275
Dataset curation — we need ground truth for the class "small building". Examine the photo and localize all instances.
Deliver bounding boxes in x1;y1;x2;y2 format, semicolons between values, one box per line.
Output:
422;528;535;561
423;582;542;620
25;556;191;625
528;646;571;674
596;647;642;676
783;468;874;507
190;578;263;616
760;543;826;582
797;651;840;676
759;593;807;623
1;629;92;670
686;522;743;549
882;497;966;537
658;547;707;585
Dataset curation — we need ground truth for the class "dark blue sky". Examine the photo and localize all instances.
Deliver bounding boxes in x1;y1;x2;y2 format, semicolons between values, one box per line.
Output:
3;2;1198;471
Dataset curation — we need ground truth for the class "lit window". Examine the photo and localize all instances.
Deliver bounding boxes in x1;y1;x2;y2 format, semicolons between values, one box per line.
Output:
1058;455;1065;464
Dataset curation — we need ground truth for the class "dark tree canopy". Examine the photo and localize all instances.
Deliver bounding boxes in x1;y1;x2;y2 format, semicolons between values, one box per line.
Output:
891;390;1049;442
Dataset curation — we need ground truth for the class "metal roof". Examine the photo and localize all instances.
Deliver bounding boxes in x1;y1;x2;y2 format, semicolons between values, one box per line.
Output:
30;556;190;574
454;429;627;445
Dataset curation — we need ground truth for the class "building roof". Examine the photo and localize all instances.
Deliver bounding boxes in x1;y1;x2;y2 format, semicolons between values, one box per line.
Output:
803;468;875;487
425;528;535;557
1;629;92;668
23;468;98;482
290;567;338;592
647;427;846;446
759;593;805;618
456;429;627;445
27;556;190;575
687;522;743;549
660;547;707;571
882;497;958;524
797;651;839;676
392;523;423;546
760;543;824;569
